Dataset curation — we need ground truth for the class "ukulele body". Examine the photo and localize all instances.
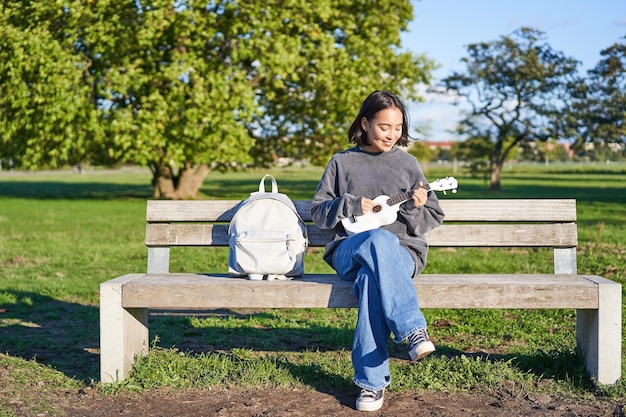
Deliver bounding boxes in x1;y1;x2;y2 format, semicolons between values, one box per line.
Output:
342;195;401;236
340;177;458;236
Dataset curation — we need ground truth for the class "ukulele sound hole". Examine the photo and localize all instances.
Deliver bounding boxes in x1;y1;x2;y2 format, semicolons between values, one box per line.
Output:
372;205;382;213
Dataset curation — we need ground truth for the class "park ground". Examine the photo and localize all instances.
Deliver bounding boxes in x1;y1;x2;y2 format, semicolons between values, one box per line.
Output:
1;165;625;417
3;369;625;416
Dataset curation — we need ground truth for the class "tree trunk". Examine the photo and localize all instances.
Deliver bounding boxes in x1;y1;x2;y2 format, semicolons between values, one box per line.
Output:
151;163;210;199
176;163;210;199
152;164;177;199
489;159;502;192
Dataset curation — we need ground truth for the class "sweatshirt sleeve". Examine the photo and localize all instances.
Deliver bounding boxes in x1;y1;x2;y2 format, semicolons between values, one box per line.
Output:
310;157;362;230
398;189;445;236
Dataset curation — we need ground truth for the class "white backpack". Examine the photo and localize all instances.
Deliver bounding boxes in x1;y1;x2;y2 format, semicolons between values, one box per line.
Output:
228;174;308;280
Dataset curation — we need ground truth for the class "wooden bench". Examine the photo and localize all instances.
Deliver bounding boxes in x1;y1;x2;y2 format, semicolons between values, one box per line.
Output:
100;199;622;385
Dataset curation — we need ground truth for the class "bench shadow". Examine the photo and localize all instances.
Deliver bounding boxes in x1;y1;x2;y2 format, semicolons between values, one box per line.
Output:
0;288;593;391
430;346;591;387
149;309;354;354
148;311;593;391
149;310;358;394
0;290;100;383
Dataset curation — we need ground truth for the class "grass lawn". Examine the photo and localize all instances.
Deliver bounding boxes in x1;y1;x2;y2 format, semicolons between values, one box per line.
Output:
0;163;624;413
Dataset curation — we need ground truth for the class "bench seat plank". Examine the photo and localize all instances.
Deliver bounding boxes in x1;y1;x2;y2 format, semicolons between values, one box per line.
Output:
120;273;598;310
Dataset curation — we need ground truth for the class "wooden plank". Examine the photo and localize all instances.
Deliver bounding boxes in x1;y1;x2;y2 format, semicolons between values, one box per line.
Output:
146;199;577;223
425;223;578;247
439;199;576;222
146;224;230;246
121;273;598;310
145;223;578;248
146;200;242;222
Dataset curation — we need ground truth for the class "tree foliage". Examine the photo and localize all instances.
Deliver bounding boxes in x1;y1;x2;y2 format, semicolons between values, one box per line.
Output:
407;141;437;163
0;4;100;169
438;27;579;191
572;39;626;148
245;0;435;167
0;1;434;198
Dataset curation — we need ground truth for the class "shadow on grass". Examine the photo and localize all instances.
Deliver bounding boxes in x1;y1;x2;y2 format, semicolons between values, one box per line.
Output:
149;310;354;355
0;291;100;383
435;181;626;204
0;295;594;389
0;181;153;200
0;177;317;201
146;312;594;391
199;176;320;200
2;170;624;204
431;346;592;388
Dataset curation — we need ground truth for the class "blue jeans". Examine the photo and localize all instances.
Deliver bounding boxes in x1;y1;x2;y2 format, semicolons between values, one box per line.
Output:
332;229;428;391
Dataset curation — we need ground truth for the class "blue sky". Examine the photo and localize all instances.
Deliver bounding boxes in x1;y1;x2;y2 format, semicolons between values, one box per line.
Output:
401;0;626;141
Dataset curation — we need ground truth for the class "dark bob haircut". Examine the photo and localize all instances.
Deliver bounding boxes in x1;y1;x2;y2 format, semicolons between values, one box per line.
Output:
348;90;412;147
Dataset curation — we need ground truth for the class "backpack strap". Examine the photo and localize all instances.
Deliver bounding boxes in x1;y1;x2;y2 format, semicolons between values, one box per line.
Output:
258;174;278;193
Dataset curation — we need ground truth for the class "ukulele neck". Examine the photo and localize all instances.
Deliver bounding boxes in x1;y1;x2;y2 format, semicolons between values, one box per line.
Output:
386;186;429;207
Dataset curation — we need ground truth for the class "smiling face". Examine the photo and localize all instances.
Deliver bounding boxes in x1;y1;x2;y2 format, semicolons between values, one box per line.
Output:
360;106;404;153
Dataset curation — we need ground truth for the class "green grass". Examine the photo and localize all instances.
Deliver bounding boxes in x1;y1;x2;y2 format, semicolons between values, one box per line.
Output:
0;163;625;414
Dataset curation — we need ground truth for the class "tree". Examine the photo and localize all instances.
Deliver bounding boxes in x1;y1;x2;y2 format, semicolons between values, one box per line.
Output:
246;0;435;167
0;4;101;170
407;141;437;163
572;39;626;150
1;1;434;199
517;139;570;164
79;1;259;198
437;27;579;191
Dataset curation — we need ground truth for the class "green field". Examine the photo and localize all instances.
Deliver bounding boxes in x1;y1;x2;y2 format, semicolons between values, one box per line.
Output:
0;163;625;415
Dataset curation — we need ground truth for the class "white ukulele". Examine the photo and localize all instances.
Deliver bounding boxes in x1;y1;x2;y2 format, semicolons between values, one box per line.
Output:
341;177;458;236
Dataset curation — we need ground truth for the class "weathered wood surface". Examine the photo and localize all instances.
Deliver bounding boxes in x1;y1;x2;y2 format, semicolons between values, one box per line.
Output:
145;199;578;248
145;222;578;247
121;273;599;310
146;199;577;223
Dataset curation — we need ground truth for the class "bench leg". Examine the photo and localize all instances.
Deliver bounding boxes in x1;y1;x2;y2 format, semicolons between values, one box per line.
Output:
100;274;149;383
576;275;622;385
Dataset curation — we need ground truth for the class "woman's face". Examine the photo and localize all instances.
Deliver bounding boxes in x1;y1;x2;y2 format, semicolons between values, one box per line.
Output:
360;106;403;153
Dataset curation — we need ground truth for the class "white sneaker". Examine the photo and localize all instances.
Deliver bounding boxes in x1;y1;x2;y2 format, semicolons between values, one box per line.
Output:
407;328;435;361
247;274;264;280
356;388;384;412
267;274;291;281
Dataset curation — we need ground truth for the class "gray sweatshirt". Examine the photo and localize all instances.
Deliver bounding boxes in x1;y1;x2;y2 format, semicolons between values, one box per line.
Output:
310;146;445;276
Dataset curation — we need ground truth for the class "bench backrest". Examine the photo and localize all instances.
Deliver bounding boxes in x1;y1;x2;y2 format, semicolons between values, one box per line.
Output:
145;199;578;275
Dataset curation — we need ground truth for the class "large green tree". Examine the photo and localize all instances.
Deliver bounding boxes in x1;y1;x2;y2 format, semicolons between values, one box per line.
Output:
1;1;434;198
438;27;579;192
78;1;261;198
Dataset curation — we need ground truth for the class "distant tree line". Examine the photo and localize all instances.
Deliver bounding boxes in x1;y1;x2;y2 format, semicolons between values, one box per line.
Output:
410;139;625;171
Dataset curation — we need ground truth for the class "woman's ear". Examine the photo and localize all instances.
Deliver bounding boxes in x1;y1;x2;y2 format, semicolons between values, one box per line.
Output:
360;117;369;131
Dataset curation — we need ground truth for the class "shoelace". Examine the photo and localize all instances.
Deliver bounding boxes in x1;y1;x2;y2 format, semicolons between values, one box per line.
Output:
408;328;429;346
360;389;382;401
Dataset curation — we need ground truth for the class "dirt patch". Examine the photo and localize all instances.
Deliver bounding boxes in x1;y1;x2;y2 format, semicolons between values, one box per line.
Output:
10;386;620;417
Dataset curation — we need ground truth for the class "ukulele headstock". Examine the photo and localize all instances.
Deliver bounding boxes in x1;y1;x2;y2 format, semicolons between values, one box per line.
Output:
429;177;458;195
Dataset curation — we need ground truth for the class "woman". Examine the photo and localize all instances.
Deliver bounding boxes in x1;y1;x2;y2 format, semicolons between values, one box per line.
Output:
310;90;445;412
